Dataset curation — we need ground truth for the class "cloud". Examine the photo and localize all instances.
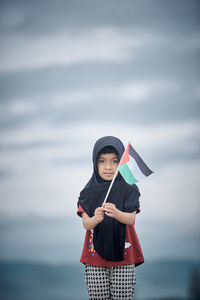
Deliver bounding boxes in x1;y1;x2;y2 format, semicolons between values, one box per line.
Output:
137;159;200;221
0;119;199;156
0;119;199;219
0;98;37;116
50;80;180;106
0;165;91;216
0;168;13;179
1;78;199;133
0;0;199;37
195;87;200;98
0;0;199;265
0;28;152;72
0;119;199;179
1;26;199;73
0;2;31;30
171;32;200;53
0;160;199;262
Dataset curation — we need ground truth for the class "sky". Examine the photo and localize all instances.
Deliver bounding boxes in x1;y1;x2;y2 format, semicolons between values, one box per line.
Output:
0;0;199;263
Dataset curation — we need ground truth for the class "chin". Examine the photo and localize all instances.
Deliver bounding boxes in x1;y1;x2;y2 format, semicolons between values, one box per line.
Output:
103;176;113;180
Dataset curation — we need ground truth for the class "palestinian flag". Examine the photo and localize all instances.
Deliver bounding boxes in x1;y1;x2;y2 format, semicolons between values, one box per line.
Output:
118;143;153;184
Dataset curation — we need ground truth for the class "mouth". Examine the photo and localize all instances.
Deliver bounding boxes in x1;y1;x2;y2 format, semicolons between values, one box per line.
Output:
104;173;113;176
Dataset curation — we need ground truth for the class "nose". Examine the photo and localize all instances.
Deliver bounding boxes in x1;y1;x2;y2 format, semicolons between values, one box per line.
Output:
105;162;112;169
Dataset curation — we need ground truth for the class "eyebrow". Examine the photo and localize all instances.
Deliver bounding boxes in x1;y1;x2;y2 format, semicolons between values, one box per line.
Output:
98;154;119;159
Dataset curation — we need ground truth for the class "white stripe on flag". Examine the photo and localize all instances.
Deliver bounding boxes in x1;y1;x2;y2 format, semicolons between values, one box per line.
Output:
127;155;146;181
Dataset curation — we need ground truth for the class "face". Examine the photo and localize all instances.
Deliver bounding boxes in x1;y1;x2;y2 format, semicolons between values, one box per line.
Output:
97;153;119;181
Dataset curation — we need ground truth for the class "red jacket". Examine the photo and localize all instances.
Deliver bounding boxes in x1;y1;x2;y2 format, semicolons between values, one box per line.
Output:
77;205;144;267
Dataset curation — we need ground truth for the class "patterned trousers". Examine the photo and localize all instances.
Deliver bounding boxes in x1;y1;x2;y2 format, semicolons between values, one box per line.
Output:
85;264;136;300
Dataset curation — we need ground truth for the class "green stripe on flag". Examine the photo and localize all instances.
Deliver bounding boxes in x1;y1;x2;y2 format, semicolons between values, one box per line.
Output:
119;163;138;185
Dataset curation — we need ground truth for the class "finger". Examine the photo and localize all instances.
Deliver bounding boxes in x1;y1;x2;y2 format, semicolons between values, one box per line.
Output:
95;210;102;215
105;212;113;217
95;212;104;216
104;209;113;214
96;211;104;216
97;207;104;212
104;203;114;209
97;216;104;222
103;205;110;210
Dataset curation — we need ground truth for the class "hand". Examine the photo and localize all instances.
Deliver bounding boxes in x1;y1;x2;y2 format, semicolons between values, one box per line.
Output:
102;203;119;219
94;207;104;224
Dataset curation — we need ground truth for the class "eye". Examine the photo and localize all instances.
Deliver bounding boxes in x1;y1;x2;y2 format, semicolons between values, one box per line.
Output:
113;159;119;164
98;159;105;164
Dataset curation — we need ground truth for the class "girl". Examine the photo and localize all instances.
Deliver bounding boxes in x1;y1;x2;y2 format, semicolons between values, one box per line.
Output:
77;136;144;300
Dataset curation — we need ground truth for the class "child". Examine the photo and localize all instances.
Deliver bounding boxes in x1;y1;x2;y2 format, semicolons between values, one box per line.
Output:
77;136;144;300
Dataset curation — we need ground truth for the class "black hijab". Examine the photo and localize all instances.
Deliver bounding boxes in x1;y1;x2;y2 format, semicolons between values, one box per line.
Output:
77;136;140;261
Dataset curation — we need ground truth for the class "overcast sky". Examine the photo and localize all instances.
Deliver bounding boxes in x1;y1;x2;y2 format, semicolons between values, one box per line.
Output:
0;0;199;263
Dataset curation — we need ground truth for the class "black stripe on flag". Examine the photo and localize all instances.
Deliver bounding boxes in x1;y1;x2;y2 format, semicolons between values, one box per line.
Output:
129;144;153;177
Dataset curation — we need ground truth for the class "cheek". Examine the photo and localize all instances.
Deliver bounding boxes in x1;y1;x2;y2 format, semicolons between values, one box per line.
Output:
114;164;119;171
97;164;102;174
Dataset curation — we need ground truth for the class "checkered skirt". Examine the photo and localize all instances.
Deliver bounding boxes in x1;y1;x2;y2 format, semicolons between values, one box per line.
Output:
85;264;136;300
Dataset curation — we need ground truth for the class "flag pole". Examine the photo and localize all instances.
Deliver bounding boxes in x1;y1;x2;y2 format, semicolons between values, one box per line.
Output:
102;142;129;205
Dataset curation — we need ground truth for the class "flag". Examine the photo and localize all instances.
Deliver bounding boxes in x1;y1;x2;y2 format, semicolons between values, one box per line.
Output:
118;143;153;184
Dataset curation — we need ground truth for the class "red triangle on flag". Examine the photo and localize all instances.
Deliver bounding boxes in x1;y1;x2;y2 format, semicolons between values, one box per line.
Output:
120;144;130;165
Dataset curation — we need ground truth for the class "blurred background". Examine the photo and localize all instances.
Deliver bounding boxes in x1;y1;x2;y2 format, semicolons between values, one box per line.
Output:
0;0;200;299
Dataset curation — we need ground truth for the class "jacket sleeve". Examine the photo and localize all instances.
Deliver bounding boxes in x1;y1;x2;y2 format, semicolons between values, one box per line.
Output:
77;204;85;217
124;185;140;213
